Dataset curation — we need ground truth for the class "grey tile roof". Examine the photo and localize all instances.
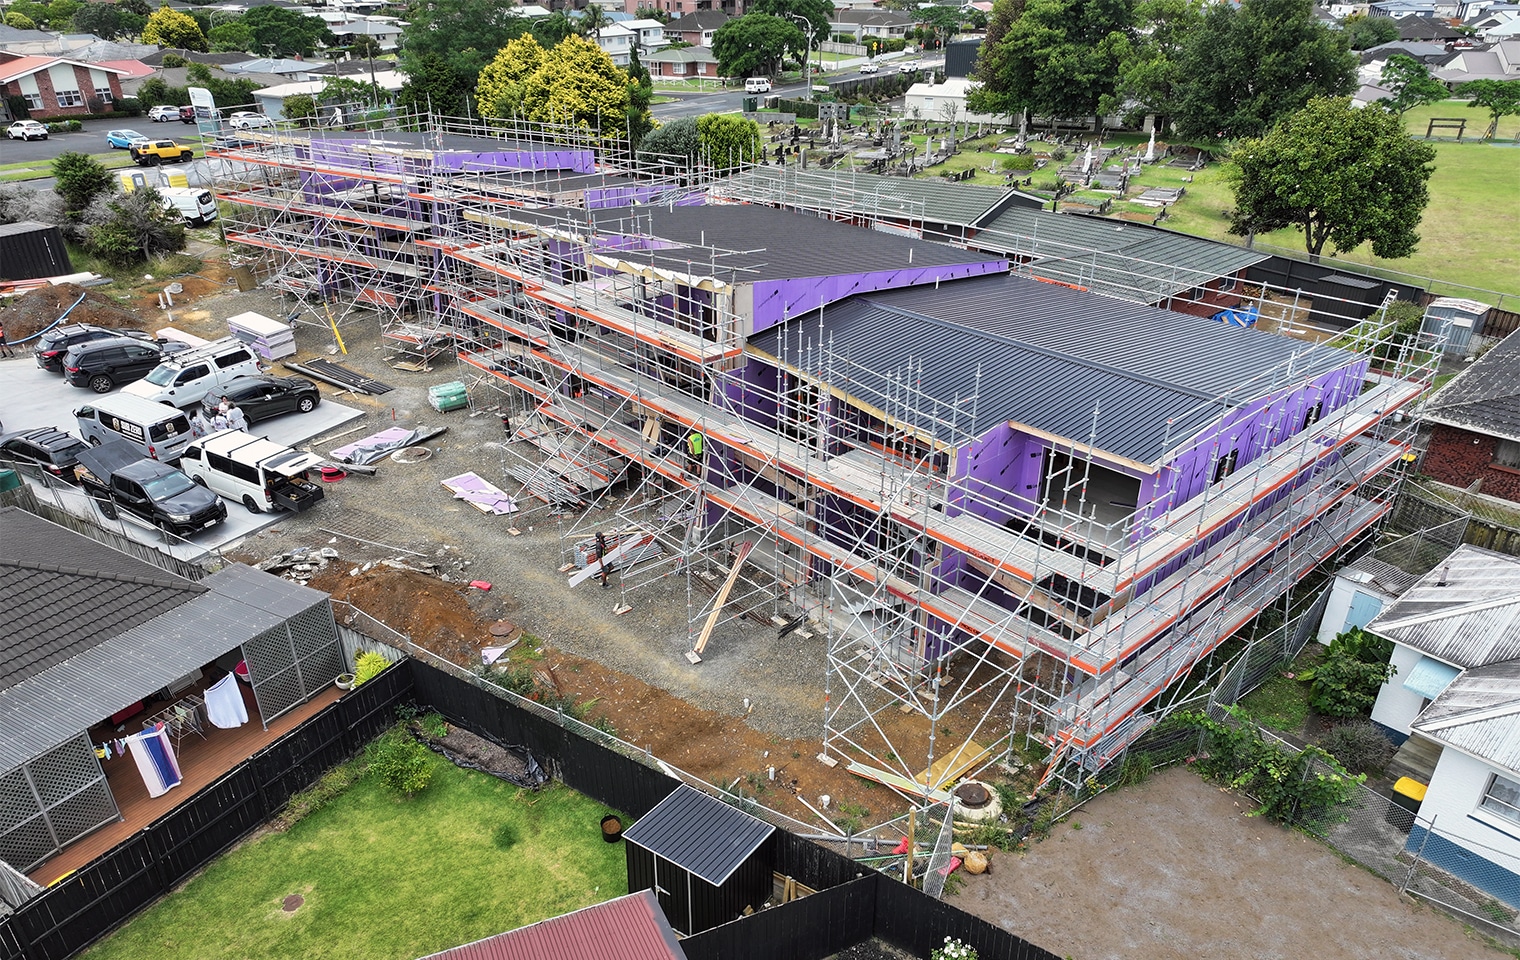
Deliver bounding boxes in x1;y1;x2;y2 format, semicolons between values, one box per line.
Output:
0;507;206;691
1413;659;1520;773
667;10;728;30
622;785;774;886
1422;329;1520;441
1367;544;1520;667
751;273;1355;463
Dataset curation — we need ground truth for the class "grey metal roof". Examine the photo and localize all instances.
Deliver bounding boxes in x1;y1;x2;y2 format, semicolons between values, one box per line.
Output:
750;273;1356;463
0;562;329;773
970;208;1267;304
622;784;774;886
1413;660;1520;774
1422;329;1520;441
1367;544;1520;668
502;203;1007;284
716;166;1021;230
0;507;206;690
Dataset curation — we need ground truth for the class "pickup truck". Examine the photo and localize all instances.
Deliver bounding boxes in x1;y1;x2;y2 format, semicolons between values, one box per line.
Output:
129;139;195;165
74;440;227;535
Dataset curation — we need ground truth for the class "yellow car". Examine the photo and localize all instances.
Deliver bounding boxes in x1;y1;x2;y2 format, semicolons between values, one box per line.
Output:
129;139;195;165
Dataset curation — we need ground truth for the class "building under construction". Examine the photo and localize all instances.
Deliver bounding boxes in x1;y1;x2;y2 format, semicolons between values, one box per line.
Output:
213;115;1437;801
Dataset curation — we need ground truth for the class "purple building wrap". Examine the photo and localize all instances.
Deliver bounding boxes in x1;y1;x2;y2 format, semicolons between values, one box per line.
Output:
749;261;1009;334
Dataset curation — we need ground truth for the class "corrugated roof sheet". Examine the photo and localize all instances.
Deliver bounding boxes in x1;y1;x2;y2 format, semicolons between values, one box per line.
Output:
1422;329;1520;442
750;273;1354;463
716;166;1020;229
0;563;328;773
417;890;686;960
1413;660;1520;773
1367;544;1520;668
622;785;775;886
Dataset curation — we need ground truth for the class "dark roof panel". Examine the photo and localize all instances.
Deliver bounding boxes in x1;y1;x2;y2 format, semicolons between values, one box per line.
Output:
622;785;775;886
418;891;686;960
1423;329;1520;440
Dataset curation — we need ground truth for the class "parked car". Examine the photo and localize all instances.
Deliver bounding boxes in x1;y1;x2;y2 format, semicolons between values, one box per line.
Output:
7;120;48;141
130;139;195;165
35;324;152;373
105;128;149;149
74;439;226;534
0;427;89;483
227;111;274;130
200;374;321;423
63;336;181;393
179;105;218;123
148;104;181;122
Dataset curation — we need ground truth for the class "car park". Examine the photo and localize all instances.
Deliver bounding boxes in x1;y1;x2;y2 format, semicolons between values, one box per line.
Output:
201;374;321;423
129;139;195;165
7;120;48;141
0;427;89;483
123;337;263;408
34;324;153;373
227;111;274;130
75;439;226;534
63;337;180;393
148;105;181;122
105;129;149;149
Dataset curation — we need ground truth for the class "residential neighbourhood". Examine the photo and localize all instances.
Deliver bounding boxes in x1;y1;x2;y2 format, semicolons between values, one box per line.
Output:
0;0;1517;958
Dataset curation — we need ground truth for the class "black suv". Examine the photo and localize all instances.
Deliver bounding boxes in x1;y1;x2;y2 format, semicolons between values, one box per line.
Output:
0;427;90;482
34;324;152;373
200;374;322;422
63;336;184;393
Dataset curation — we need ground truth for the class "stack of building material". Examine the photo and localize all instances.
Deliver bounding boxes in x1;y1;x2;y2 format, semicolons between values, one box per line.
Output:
428;381;469;412
441;472;518;514
227;311;296;360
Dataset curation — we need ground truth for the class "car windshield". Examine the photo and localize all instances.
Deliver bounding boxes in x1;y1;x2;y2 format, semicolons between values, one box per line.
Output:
142;471;195;499
144;365;176;386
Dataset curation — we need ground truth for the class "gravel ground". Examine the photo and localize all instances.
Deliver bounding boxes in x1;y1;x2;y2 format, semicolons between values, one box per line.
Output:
213;290;831;741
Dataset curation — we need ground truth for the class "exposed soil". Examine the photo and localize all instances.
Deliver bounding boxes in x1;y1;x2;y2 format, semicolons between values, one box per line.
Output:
1;282;141;338
415;722;534;785
280;894;303;913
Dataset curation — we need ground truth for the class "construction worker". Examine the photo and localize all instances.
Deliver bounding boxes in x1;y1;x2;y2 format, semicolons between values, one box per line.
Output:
686;430;704;474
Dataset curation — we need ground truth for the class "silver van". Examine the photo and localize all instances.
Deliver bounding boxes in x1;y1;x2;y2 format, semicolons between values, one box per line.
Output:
122;337;262;408
74;394;194;461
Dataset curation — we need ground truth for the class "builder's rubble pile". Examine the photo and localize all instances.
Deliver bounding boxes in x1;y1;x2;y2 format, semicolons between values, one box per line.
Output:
254;543;482;587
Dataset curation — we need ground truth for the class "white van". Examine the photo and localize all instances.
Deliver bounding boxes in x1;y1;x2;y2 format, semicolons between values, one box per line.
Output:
179;430;325;513
159;187;218;226
74;394;194;461
123;337;262;408
745;77;772;93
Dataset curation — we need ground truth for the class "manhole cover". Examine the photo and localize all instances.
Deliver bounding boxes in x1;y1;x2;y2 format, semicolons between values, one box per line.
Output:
954;782;991;808
489;620;518;637
390;446;433;463
282;894;304;912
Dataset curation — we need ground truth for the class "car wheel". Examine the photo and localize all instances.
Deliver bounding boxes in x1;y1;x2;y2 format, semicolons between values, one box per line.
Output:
88;374;114;393
297;395;316;413
191;475;206;486
242;494;262;514
97;500;117;519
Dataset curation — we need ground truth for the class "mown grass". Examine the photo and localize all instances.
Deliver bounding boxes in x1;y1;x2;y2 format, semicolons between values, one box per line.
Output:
1238;647;1320;734
81;751;628;960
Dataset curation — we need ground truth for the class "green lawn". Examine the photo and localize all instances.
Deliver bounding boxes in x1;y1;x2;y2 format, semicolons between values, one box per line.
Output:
82;749;628;960
1238;647;1320;733
1399;98;1520;141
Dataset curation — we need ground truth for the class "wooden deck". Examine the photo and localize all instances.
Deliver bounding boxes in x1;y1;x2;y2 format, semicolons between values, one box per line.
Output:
28;681;344;886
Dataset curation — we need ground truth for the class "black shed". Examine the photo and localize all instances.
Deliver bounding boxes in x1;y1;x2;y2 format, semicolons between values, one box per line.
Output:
623;785;776;936
0;221;72;281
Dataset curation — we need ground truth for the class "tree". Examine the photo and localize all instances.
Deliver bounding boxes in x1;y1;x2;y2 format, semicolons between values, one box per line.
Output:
696;113;761;169
71;3;145;40
82;188;187;268
1461;78;1520;141
913;5;962;51
208;21;255;53
52;152;113;217
1377;55;1446;117
3;11;36;28
283;93;317;125
143;5;207;51
399;0;529;93
969;0;1027;117
531;11;574;45
1342;13;1398;51
476;34;547;117
242;7;333;57
964;0;1134;126
711;13;805;78
1307;628;1394;719
476;36;645;141
746;0;835;46
1112;0;1204;123
625;47;654;148
1172;0;1354;141
1227;96;1436;260
119;0;150;16
638;115;701;164
397;51;470;117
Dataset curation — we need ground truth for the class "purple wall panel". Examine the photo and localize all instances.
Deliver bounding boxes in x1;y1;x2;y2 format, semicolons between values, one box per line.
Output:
749;260;1009;333
951;423;1046;525
431;149;595;173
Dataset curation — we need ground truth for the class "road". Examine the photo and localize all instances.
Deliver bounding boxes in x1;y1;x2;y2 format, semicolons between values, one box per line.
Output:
5;116;199;163
652;58;942;120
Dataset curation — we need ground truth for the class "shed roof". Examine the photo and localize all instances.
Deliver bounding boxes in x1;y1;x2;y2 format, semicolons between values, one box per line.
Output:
750;273;1354;463
1366;544;1520;668
622;785;775;886
417;890;685;960
1422;329;1520;441
1412;659;1520;774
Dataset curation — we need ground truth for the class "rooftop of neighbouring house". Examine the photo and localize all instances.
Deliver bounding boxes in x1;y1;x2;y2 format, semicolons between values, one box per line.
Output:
1422;327;1520;441
1412;659;1520;773
416;890;686;960
1366;544;1520;667
749;272;1358;464
666;10;729;30
622;784;775;886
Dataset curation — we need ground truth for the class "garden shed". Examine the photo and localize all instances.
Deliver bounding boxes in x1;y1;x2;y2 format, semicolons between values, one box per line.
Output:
623;784;775;936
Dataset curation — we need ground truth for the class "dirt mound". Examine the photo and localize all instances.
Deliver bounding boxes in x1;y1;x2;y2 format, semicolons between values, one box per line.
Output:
314;565;485;663
1;283;142;340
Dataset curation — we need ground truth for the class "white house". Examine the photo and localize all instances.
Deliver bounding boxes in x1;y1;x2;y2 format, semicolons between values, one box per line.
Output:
597;23;636;67
251;69;405;119
622;18;669;57
829;9;915;40
904;76;1009;125
1406;660;1520;908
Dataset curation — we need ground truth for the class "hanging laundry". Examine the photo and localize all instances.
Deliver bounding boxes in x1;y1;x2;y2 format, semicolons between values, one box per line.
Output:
127;724;182;798
114;738;127;758
203;673;248;729
95;744;108;760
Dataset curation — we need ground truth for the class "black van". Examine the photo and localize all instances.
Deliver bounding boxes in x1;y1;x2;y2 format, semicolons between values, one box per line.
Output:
64;336;178;393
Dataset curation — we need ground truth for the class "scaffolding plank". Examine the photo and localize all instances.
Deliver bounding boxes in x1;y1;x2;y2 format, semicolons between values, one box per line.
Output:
915;738;993;790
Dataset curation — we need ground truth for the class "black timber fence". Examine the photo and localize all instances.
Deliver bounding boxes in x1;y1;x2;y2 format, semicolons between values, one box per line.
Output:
0;663;411;960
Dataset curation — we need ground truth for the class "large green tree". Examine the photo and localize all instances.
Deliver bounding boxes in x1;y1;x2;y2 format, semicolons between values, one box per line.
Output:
1377;54;1447;117
208;21;255;52
142;5;207;51
399;0;529;95
241;6;334;57
1111;0;1204;123
1227;96;1436;260
968;0;1026;116
1342;13;1398;51
965;0;1134;124
696;114;761;170
1461;78;1520;140
1172;0;1354;142
71;3;144;39
745;0;834;45
711;13;805;78
476;35;646;141
397;51;471;117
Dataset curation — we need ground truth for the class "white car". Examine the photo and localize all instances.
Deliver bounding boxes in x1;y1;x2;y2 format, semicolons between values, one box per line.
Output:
859;62;879;74
227;111;274;130
744;77;772;93
7;120;48;141
147;104;181;122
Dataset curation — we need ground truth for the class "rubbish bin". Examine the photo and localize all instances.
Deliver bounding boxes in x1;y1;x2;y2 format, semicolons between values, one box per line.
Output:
0;469;19;494
743;97;758;113
1385;776;1427;833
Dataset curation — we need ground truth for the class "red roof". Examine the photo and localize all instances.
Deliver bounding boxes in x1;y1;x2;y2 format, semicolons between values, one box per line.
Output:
95;59;155;80
417;890;687;960
0;56;129;84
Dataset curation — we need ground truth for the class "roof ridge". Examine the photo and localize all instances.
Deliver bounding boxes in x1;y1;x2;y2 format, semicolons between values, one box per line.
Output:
0;557;203;592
